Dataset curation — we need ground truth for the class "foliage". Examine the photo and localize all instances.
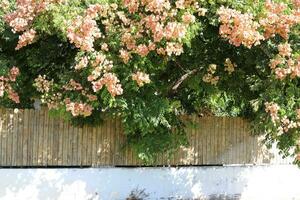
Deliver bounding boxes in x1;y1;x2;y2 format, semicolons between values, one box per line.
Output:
0;0;300;164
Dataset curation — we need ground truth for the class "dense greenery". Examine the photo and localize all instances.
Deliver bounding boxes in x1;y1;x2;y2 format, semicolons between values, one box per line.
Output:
0;0;299;163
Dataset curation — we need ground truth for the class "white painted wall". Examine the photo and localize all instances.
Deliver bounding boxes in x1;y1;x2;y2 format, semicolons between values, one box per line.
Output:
0;165;300;200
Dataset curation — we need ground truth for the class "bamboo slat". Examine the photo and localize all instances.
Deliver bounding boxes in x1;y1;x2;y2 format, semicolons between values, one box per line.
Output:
0;108;293;167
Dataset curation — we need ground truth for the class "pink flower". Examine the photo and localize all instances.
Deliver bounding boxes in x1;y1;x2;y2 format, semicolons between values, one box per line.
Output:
165;22;186;40
260;1;298;39
75;56;88;70
278;43;292;57
101;43;109;51
66;101;93;117
63;79;83;91
0;66;20;103
67;15;102;52
296;154;300;161
86;94;98;101
293;0;300;8
291;62;300;79
123;0;139;13
132;71;151;86
121;33;136;50
166;42;183;56
15;29;36;50
34;75;53;93
92;73;123;97
265;102;280;123
269;56;284;69
4;0;59;33
136;44;149;57
7;87;20;103
119;49;131;63
217;6;264;48
182;12;195;24
275;68;288;80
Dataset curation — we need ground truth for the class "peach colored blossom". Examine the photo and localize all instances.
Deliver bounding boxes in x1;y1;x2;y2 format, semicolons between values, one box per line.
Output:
217;6;264;48
75;56;89;70
136;44;149;57
119;49;131;64
166;42;183;56
132;71;151;86
182;12;195;24
66;101;93;117
63;79;83;91
269;56;284;69
260;1;299;39
265;102;280;123
278;43;292;57
15;29;36;50
67;14;102;52
92;73;123;97
274;68;288;80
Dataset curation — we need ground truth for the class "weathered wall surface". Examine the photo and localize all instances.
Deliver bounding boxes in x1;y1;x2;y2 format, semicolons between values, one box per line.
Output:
0;108;292;167
0;166;300;200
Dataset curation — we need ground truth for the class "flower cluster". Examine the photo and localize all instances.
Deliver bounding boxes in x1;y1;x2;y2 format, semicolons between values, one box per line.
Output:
34;75;62;109
218;1;300;48
57;0;206;118
265;106;300;136
202;64;219;85
277;116;299;135
63;79;83;91
66;5;103;52
67;0;206;64
0;66;20;103
217;6;264;48
118;0;206;59
34;75;54;93
34;74;97;116
92;73;123;97
265;102;280;123
74;56;89;70
45;93;63;109
15;29;36;50
76;52;123;97
4;0;61;49
224;58;236;74
65;99;93;117
269;43;300;80
260;0;300;40
132;71;151;87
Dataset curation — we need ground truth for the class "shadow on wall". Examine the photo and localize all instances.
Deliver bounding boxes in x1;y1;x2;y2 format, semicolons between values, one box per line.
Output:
0;166;300;200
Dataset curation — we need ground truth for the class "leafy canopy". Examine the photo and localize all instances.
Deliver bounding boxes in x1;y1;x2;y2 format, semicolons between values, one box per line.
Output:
0;0;300;163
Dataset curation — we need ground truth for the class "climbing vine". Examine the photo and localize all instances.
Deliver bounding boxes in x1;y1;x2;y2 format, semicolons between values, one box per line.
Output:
0;0;300;164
